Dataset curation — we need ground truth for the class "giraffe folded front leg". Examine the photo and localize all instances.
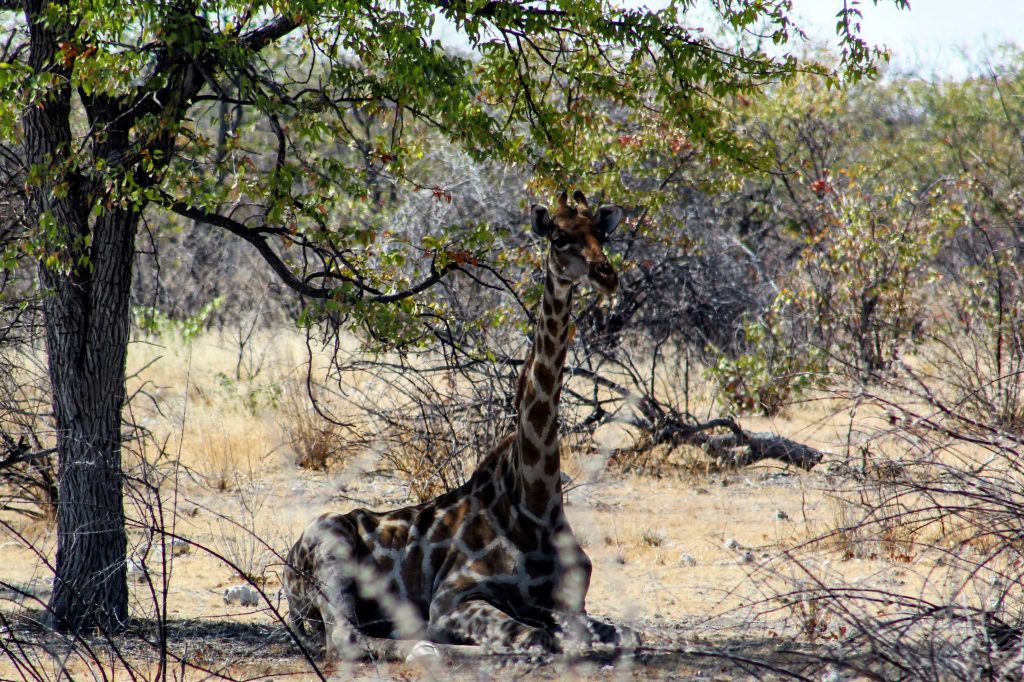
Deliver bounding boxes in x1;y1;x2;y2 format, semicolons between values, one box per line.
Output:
285;596;326;655
321;597;370;661
431;599;554;653
555;612;642;653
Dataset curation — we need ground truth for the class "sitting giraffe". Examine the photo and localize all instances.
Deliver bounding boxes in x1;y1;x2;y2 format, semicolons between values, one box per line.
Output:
283;190;630;659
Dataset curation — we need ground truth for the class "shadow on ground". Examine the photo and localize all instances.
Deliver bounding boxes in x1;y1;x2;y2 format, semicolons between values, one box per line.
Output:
0;607;862;680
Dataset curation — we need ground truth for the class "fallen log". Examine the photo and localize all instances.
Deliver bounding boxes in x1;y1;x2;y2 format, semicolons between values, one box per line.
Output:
654;416;825;470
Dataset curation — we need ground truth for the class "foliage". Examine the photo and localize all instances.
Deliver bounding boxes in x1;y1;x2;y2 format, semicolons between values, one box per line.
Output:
0;0;898;345
134;296;225;342
786;174;961;380
925;51;1024;240
916;62;1024;432
706;314;823;416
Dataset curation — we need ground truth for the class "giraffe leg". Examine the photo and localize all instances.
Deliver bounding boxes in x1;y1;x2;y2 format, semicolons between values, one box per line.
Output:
554;612;642;652
430;599;554;653
319;589;371;661
284;583;326;655
284;514;377;661
285;560;370;660
284;540;328;655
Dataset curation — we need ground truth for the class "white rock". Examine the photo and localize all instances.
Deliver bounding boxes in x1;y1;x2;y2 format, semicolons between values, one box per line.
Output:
678;552;697;567
724;538;742;551
223;584;260;607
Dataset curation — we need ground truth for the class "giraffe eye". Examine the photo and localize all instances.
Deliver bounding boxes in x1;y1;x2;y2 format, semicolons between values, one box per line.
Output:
550;231;570;249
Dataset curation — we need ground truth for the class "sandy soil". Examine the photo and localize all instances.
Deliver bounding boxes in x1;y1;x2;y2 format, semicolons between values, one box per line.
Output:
0;332;954;680
1;456;934;680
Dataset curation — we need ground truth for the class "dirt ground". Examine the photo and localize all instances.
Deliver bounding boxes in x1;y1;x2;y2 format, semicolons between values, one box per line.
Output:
0;332;948;680
0;459;927;680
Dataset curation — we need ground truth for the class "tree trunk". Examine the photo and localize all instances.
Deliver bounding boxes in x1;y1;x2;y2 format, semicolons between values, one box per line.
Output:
22;0;137;633
40;206;137;633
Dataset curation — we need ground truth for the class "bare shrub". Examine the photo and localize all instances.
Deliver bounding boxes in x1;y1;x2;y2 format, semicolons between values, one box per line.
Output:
0;402;56;523
0;299;54;522
277;376;348;471
769;372;1024;680
928;231;1024;433
579;226;776;360
640;527;668;548
822;454;922;562
0;144;54;522
207;474;290;585
778;587;836;645
133;215;299;331
314;344;517;501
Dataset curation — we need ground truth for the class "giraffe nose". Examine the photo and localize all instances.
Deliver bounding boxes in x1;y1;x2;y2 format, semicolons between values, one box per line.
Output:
589;261;618;292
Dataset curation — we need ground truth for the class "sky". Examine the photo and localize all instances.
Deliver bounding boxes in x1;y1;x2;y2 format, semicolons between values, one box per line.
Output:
789;0;1023;79
431;1;1022;81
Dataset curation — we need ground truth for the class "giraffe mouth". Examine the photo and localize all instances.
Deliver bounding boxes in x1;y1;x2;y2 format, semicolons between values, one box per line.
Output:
588;262;618;295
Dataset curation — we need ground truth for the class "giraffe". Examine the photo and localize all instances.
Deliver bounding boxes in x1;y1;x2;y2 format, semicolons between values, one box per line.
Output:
283;190;630;660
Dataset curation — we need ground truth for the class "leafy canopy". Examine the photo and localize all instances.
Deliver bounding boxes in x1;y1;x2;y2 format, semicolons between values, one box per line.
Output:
0;0;905;344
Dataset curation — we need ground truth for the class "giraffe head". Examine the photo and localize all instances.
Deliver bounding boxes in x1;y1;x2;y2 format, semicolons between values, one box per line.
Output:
530;190;622;295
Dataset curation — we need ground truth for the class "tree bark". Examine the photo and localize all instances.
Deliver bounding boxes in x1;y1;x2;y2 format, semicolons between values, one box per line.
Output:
22;0;136;632
40;207;137;632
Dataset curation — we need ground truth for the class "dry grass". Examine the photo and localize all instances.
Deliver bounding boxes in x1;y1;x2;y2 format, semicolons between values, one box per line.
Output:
4;326;1023;680
180;412;275;491
126;328;323;481
276;377;349;471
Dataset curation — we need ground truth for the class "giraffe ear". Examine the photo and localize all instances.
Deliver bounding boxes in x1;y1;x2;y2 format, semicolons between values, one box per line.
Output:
531;204;555;237
595;205;623;239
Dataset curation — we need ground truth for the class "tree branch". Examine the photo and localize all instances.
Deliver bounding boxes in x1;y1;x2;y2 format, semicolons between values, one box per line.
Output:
239;15;300;51
158;193;461;305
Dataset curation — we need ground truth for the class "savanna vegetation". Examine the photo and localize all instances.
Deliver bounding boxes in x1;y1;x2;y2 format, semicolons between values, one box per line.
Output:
2;0;1023;678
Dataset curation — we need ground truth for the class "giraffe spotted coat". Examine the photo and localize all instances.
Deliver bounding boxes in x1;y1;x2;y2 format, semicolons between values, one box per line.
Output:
283;191;630;659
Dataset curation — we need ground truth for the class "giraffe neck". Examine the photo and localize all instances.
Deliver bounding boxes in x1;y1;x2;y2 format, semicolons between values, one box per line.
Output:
512;266;573;522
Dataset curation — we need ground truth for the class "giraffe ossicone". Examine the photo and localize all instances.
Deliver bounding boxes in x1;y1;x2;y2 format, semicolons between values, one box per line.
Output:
283;190;636;660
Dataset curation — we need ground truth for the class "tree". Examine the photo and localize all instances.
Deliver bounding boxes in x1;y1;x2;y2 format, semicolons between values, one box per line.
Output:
0;0;904;634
